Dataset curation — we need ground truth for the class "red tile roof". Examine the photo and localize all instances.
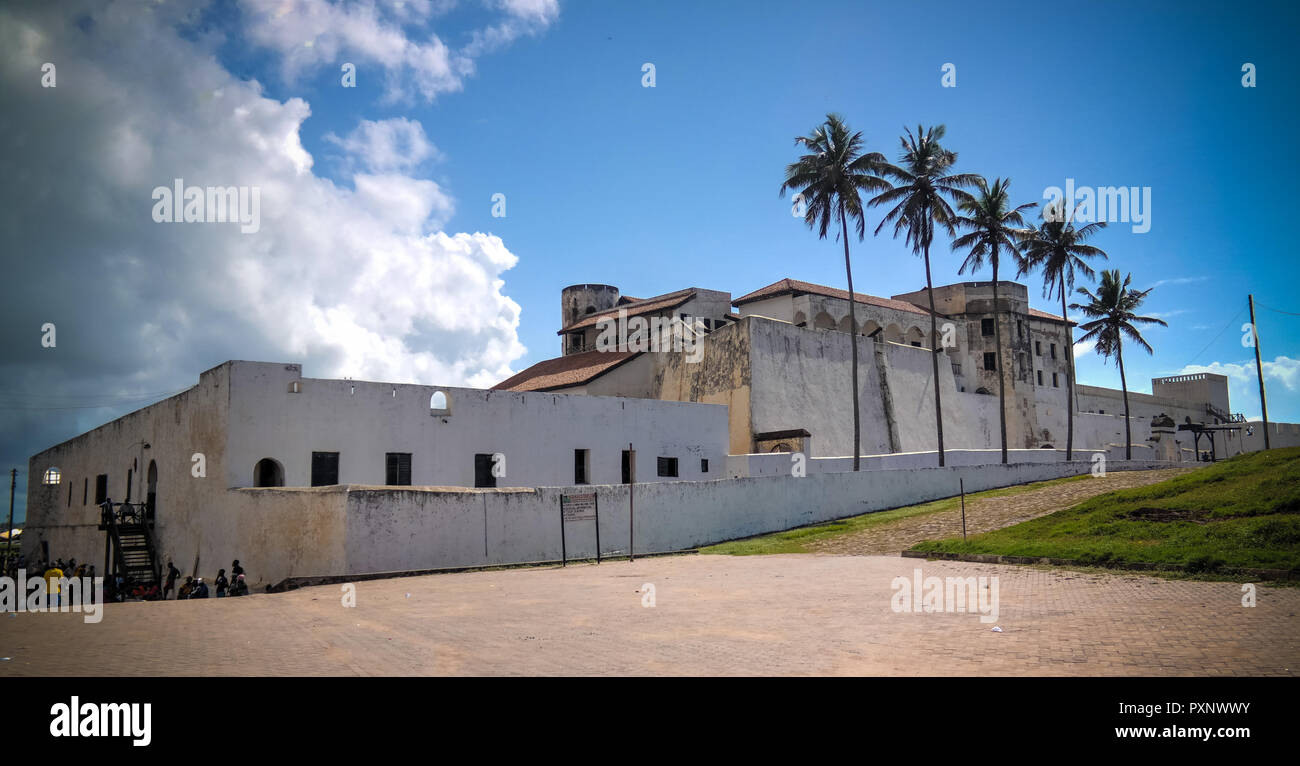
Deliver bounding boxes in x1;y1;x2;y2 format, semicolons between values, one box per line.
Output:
1028;307;1072;324
559;288;696;333
493;349;643;392
733;278;934;317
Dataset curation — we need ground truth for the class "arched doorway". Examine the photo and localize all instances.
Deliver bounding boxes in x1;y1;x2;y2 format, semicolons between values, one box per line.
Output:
254;458;285;488
146;460;158;521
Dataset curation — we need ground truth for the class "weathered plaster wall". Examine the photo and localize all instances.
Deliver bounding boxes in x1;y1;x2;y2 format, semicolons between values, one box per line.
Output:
227;361;729;489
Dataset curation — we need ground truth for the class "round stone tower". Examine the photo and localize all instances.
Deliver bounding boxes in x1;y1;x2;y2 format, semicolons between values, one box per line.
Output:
561;284;620;329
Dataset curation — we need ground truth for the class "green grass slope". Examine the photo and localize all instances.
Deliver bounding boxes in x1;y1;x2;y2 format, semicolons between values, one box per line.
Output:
911;447;1300;573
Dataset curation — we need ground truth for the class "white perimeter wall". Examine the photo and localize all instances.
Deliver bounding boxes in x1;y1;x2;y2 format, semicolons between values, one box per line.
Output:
247;456;1177;582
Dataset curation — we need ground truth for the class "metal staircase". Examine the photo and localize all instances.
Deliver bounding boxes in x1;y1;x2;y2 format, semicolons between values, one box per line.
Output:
99;501;161;588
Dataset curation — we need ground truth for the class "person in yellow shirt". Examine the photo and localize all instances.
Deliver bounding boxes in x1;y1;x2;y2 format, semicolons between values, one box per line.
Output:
44;564;64;608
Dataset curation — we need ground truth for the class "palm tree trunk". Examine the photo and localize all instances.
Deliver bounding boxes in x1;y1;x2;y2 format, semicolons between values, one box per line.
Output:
1118;333;1131;461
923;231;945;467
1061;274;1074;461
993;262;1008;463
841;210;861;471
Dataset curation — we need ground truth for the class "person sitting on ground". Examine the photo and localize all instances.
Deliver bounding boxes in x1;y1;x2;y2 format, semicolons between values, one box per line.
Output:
177;575;195;600
230;573;248;597
191;578;209;599
214;568;229;598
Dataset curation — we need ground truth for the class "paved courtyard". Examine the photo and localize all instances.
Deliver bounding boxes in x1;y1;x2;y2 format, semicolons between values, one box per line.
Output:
2;553;1296;676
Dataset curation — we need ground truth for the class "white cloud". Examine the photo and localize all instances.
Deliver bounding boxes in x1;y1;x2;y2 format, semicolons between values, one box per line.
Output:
1152;276;1208;289
238;0;560;102
0;0;529;469
1177;357;1300;392
1074;339;1096;359
325;117;440;173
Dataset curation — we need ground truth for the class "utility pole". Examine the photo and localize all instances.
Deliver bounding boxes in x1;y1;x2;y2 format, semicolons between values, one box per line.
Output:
1249;294;1271;449
6;469;15;571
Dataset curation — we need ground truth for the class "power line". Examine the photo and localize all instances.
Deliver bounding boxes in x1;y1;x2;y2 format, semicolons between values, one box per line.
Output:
1178;307;1245;370
0;388;189;412
1255;301;1300;317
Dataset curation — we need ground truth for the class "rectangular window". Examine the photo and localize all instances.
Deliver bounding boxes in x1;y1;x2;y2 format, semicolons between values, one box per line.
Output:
981;318;995;336
385;452;412;486
474;453;497;488
574;449;589;485
621;450;635;484
1017;320;1024;340
125;469;132;502
94;474;107;505
1050;343;1057;360
1035;340;1042;356
67;482;72;507
83;477;88;505
1053;372;1059;387
657;457;679;478
311;451;340;486
910;341;921;348
983;352;997;371
701;458;709;473
1037;370;1043;386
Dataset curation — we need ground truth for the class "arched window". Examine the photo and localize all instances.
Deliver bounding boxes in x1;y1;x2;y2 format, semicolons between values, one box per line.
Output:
837;315;855;334
42;467;61;485
253;458;285;488
792;311;807;328
430;390;451;416
813;312;836;330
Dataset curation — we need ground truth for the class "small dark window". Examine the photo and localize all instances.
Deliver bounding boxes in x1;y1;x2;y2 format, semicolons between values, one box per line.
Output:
1036;370;1043;386
311;451;340;486
474;453;497;488
1017;320;1024;340
125;469;132;502
386;453;412;486
981;318;995;336
701;458;709;473
983;352;997;371
1035;340;1042;356
910;341;921;347
83;477;88;505
1050;343;1057;359
1052;372;1059;387
67;482;73;507
94;474;107;504
657;457;678;477
621;450;634;484
574;449;589;485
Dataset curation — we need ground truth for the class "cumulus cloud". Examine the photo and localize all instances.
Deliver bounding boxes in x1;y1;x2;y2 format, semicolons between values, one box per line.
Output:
1174;356;1300;419
325;117;440;173
0;0;532;513
238;0;559;101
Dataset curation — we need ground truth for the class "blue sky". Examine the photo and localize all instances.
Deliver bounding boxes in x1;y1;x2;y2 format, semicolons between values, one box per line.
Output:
242;0;1300;410
2;0;1298;520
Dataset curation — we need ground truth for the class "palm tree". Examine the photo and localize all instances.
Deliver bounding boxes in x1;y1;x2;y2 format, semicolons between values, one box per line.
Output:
780;114;891;470
1070;270;1167;460
871;125;979;466
952;177;1037;464
1017;201;1108;461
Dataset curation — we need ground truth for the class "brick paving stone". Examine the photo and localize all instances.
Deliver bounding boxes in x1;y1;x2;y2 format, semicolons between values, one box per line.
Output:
0;553;1295;676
